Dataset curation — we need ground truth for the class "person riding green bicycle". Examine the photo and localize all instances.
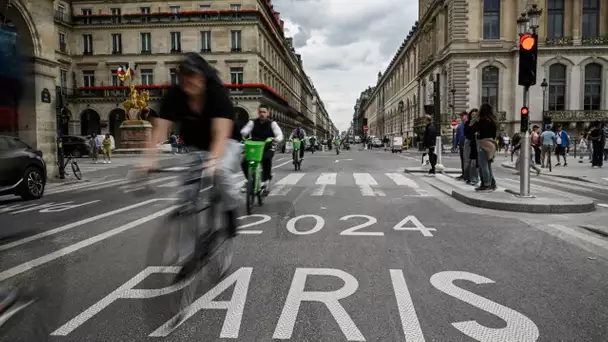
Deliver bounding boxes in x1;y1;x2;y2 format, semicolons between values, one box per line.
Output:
240;105;284;192
289;125;307;161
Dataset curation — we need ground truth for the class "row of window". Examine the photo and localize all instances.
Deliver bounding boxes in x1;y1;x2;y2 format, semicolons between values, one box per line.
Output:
483;0;602;40
480;63;603;111
68;30;242;55
58;67;245;89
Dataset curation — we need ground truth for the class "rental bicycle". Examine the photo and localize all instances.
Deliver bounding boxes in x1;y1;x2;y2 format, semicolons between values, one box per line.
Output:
244;137;273;215
334;140;341;155
291;138;302;171
57;153;82;180
126;153;233;333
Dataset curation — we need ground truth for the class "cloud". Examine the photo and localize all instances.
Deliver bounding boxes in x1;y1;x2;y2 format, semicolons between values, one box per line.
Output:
273;0;419;132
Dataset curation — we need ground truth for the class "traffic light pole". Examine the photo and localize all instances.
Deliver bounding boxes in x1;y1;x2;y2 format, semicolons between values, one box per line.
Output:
519;86;532;197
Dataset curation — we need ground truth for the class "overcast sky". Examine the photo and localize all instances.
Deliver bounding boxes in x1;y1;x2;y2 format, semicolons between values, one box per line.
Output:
273;0;419;132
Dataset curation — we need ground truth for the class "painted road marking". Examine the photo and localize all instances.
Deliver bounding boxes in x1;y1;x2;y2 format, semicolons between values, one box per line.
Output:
548;224;608;252
0;198;177;252
272;160;292;169
353;173;385;196
598;203;608;208
385;173;420;188
311;173;337;196
45;179;124;194
0;205;179;282
120;176;176;190
269;173;306;196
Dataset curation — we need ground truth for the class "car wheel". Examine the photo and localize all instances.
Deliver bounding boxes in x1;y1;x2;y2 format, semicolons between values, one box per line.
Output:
18;166;45;200
73;149;82;158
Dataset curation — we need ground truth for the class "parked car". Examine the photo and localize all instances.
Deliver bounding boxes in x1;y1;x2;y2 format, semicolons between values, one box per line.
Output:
0;135;46;200
61;135;90;158
157;140;173;153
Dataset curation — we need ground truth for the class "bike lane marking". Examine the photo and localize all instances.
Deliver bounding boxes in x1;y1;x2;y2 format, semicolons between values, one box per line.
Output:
0;204;179;282
0;198;177;252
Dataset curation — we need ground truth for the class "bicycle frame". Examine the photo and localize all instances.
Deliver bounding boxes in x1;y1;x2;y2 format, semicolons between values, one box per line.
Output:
243;138;273;214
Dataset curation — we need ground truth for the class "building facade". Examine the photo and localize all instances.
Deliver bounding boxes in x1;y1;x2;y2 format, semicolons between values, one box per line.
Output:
1;0;335;176
417;0;608;137
359;23;420;141
356;0;608;144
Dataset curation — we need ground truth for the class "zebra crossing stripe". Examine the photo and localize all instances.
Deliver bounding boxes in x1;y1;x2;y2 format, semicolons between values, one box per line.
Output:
385;173;419;188
269;173;306;196
353;173;378;196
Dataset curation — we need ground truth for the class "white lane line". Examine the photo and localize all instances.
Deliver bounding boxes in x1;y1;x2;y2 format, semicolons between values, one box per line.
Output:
76;180;132;192
0;205;179;282
45;179;123;194
315;173;337;185
157;180;180;188
548;224;608;252
0;203;41;214
385;173;420;189
598;203;608;208
275;157;287;162
354;173;378;196
272;160;292;169
603;178;608;182
269;173;305;196
0;198;177;252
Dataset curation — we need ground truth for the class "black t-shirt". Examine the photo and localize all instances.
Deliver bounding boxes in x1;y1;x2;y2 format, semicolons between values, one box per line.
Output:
157;84;237;150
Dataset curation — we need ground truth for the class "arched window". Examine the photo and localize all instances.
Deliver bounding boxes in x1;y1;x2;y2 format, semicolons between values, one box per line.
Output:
481;66;499;110
548;64;566;111
483;0;500;39
584;63;602;110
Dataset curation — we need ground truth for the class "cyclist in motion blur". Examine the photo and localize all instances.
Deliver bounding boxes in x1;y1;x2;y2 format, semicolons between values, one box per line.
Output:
240;105;284;192
144;52;242;238
289;124;307;160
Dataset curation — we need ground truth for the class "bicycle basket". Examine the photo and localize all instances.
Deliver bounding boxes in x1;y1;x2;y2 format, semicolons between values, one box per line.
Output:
244;141;266;162
292;138;301;150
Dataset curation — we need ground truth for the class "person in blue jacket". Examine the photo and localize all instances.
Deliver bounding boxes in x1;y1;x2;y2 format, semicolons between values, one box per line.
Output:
554;124;570;166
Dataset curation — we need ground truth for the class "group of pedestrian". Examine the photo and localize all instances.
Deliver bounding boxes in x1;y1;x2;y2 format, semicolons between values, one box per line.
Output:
426;103;498;191
89;133;115;164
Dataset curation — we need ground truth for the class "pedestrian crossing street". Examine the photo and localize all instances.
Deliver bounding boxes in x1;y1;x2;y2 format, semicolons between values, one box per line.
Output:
45;172;434;198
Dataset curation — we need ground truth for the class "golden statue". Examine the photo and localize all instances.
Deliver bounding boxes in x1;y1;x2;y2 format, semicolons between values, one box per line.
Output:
122;85;151;121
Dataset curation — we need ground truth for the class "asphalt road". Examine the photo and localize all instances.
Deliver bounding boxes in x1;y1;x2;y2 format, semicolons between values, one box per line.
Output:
0;149;607;341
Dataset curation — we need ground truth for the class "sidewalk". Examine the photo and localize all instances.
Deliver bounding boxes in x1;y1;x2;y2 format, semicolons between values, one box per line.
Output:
501;158;607;184
423;173;595;213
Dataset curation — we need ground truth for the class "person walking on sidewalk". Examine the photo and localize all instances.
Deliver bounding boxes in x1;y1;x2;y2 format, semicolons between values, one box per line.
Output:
423;115;438;176
102;133;112;164
554;124;569;166
89;133;99;163
469;103;497;191
463;109;479;185
531;125;541;164
453;111;467;181
589;121;604;168
540;127;556;169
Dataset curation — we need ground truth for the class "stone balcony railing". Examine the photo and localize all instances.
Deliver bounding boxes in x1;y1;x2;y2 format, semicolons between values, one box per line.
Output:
545;36;573;46
71;10;260;26
581;36;608;46
543;109;608;122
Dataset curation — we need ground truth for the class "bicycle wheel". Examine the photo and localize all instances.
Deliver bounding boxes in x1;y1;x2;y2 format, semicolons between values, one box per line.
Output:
293;151;299;171
71;161;82;180
246;168;255;215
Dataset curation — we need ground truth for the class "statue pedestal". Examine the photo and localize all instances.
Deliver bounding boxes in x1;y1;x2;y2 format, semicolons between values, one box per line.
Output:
119;120;152;149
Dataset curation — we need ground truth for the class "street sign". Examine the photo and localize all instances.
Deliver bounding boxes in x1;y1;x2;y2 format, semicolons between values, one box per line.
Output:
363;125;368;132
451;120;458;129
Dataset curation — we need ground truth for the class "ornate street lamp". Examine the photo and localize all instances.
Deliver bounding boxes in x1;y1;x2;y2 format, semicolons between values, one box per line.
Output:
398;100;404;137
541;78;548;130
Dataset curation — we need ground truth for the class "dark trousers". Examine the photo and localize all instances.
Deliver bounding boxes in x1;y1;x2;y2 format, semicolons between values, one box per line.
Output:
242;150;274;182
591;142;604;167
428;147;437;173
533;146;541;164
458;145;464;176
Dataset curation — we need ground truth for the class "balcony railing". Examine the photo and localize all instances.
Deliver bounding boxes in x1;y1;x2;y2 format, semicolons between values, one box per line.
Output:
581;36;608;46
71;10;260;26
542;109;608;122
545;36;573;46
67;85;170;100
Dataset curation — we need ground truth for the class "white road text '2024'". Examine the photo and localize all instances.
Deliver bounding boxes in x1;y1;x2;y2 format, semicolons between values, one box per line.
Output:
238;214;437;237
52;267;539;341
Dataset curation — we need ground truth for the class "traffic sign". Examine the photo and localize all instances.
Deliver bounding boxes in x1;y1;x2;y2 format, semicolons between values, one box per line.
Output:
363;125;368;132
451;120;458;129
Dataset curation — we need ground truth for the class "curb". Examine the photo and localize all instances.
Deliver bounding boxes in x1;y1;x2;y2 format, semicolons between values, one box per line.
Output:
579;225;608;238
426;181;596;214
404;168;461;174
500;162;598;184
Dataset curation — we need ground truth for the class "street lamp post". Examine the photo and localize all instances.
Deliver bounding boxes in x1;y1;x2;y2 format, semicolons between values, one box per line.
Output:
450;88;456;146
541;78;548;131
515;4;542;198
399;101;404;139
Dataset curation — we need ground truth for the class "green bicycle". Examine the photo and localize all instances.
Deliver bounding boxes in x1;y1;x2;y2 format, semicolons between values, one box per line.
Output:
291;138;302;171
244;137;273;215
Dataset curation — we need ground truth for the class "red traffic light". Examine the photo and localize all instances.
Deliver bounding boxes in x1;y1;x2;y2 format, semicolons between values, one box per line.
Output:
520;106;529;115
520;34;536;50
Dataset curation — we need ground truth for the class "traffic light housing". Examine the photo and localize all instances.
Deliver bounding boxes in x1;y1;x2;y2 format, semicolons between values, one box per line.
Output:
518;34;538;86
520;106;530;132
